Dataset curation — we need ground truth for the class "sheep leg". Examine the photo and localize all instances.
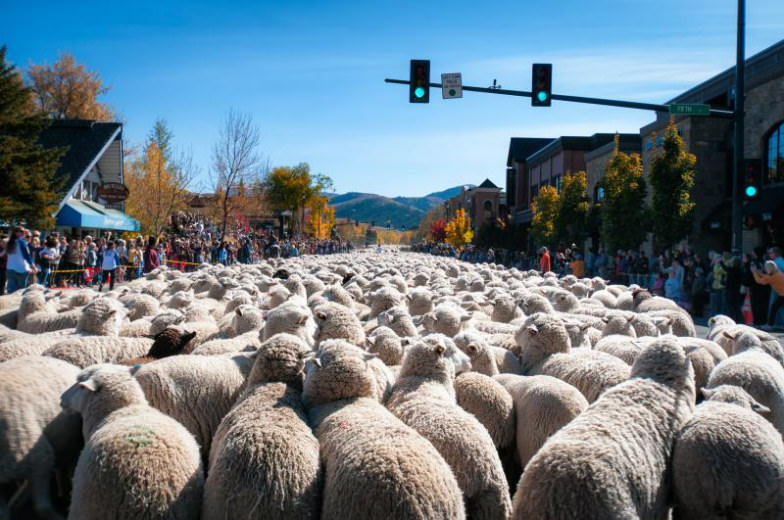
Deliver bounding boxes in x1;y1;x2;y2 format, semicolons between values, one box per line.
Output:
30;469;63;520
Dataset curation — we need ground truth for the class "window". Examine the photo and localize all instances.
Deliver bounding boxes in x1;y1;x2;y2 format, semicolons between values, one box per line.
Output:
767;122;784;184
552;175;562;192
594;186;605;203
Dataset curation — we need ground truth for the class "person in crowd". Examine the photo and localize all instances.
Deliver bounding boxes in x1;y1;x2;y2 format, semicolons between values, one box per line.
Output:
1;227;37;293
725;255;743;323
752;260;784;329
709;253;728;317
540;247;551;273
144;236;160;273
39;236;60;287
99;241;120;292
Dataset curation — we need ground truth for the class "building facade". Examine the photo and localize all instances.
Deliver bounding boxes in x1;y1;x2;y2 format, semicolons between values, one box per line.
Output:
39;120;139;235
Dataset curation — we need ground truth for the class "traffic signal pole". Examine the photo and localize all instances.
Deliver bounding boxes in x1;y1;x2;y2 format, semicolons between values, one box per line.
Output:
384;78;735;118
731;0;746;253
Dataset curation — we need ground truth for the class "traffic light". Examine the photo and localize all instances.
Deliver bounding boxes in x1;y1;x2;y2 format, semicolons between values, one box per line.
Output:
531;63;552;107
409;60;430;103
743;159;761;199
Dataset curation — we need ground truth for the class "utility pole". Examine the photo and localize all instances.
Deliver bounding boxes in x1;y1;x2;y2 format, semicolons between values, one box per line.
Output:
731;0;746;253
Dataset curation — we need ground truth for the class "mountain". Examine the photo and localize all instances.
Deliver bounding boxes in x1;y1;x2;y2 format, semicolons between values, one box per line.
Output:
328;185;473;230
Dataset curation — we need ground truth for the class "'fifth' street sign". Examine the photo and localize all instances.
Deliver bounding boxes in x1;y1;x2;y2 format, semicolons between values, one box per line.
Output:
442;73;463;99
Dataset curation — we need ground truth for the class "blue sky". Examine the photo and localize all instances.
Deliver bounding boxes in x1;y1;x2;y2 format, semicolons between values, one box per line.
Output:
3;0;784;197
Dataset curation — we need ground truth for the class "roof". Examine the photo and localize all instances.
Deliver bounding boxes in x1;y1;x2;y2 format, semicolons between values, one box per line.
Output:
507;137;555;166
526;133;623;165
38;120;122;192
477;178;500;189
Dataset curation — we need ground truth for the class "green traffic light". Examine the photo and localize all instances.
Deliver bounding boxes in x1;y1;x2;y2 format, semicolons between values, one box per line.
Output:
415;87;426;99
745;185;758;197
537;91;548;102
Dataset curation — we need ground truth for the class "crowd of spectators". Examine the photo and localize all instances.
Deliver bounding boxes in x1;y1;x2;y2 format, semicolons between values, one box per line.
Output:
413;240;784;328
0;220;354;295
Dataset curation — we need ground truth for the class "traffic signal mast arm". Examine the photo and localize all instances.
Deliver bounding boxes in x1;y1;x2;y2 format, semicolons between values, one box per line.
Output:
385;78;735;117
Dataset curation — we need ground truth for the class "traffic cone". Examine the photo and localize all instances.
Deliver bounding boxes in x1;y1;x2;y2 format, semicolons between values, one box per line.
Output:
742;292;754;325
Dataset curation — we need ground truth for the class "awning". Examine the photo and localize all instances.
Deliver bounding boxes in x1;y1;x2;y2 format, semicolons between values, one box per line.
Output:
56;199;140;231
744;185;784;215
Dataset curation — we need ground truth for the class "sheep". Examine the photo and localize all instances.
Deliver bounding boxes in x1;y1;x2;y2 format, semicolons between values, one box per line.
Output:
0;356;82;520
148;310;185;336
494;373;588;469
366;286;404;317
407;287;434;316
0;333;75;362
314;301;366;346
454;372;515;450
423;303;472;337
262;300;317;348
61;364;204;520
388;335;512;520
672;385;784;520
203;334;320;520
302;339;466;520
493;346;522;374
76;297;127;336
595;335;643;365
134;352;253;461
376;305;418;338
707;332;784;434
645;308;697;337
366;326;406;365
16;291;82;333
191;331;262;356
454;329;500;376
43;336;154;368
122;293;160;320
119;329;197;365
511;338;695;520
491;295;523;323
632;288;680;312
119;318;153;337
515;313;631;402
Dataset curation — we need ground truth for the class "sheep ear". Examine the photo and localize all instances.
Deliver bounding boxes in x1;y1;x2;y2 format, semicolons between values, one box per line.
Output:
401;337;412;346
722;330;737;340
312;357;322;368
580;323;592;331
262;311;268;320
387;314;396;323
708;317;716;326
752;402;771;415
183;331;197;342
526;326;538;336
460;313;472;322
107;309;118;317
467;344;478;354
298;315;309;326
434;344;446;355
601;316;610;323
79;379;98;392
235;308;243;317
316;311;327;321
406;294;413;301
627;315;635;323
667;317;675;326
700;387;714;399
366;336;377;347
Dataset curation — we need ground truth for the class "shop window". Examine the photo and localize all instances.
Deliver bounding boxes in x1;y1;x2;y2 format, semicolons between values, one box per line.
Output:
767;122;784;184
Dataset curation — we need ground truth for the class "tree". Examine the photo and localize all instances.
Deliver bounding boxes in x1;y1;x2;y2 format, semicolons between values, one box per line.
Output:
445;208;473;250
530;185;560;247
27;52;114;121
212;109;263;237
306;193;336;239
124;121;197;235
601;137;650;253
415;205;444;242
262;162;332;233
0;46;66;228
430;219;446;242
555;171;589;245
649;122;697;251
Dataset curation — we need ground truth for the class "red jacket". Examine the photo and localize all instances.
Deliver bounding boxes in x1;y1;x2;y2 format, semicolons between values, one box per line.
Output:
143;247;159;273
540;252;551;273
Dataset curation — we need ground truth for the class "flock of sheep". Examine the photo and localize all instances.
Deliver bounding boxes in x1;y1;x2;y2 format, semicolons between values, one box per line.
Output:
0;248;783;519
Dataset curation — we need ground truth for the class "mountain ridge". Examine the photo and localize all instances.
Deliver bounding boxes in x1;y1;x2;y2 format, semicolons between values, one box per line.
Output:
328;185;471;229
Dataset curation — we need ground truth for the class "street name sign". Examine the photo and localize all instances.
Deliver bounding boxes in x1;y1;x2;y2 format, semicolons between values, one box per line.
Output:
669;103;711;116
441;73;463;99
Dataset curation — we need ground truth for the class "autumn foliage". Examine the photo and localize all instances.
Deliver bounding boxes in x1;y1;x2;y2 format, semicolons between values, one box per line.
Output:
430;219;446;242
445;208;473;250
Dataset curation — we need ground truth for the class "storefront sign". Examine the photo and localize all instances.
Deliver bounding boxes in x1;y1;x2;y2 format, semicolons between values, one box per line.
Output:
97;182;129;202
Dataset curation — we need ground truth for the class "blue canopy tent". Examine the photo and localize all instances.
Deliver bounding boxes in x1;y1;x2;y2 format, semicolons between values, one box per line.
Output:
56;200;140;231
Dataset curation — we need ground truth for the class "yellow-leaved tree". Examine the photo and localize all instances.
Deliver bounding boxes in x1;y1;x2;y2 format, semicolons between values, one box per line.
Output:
530;185;560;247
306;194;336;239
445;208;473;250
124;120;195;235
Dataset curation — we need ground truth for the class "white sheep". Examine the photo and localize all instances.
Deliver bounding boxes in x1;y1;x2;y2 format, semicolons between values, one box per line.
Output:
388;335;512;520
302;338;466;519
512;338;695;519
0;356;81;520
454;372;515;450
61;364;204;519
203;334;320;519
672;384;784;520
262;300;317;348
